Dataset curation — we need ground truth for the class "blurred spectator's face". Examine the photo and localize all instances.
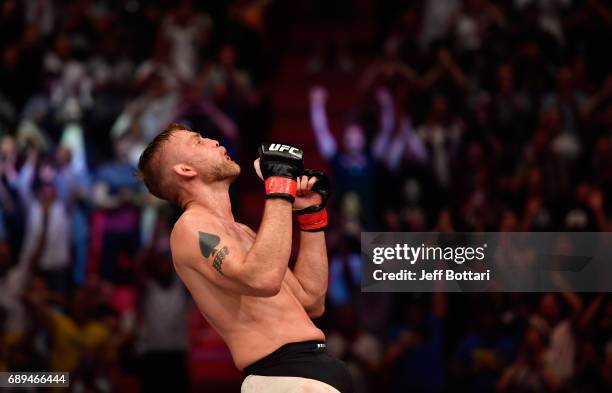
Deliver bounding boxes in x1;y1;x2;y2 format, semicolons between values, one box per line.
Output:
539;294;561;323
383;41;399;60
113;138;131;162
175;1;194;22
55;146;72;167
497;65;514;93
467;142;484;166
149;75;168;97
436;209;453;231
521;41;541;61
343;125;365;154
2;46;19;69
54;34;72;60
341;192;361;219
575;183;590;202
401;9;419;34
404;208;426;231
530;131;550;154
572;56;587;80
524;327;544;352
429;96;448;122
539;107;561;134
499;211;518;231
219;45;237;68
1;0;17;16
402;179;420;203
557;67;573;92
0;136;17;160
526;169;542;193
39;162;56;183
22;24;42;47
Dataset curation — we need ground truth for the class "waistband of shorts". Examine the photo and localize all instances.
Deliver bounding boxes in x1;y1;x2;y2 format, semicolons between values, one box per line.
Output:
243;340;326;375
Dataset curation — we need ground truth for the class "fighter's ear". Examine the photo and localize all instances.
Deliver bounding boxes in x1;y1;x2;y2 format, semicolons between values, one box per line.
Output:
172;163;198;179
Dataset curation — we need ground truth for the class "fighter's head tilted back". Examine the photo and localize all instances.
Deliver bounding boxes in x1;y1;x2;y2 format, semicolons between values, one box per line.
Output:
137;123;240;205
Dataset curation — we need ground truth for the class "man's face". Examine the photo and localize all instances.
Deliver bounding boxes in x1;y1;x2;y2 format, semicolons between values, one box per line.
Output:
343;125;365;154
170;130;240;182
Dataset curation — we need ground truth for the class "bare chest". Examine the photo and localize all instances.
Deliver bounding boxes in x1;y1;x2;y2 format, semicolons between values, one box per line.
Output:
224;223;256;253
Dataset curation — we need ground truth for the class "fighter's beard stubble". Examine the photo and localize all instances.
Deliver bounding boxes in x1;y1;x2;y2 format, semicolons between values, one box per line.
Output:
206;159;241;182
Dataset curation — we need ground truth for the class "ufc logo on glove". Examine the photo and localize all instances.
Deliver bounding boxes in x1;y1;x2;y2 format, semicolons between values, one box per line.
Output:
267;144;303;158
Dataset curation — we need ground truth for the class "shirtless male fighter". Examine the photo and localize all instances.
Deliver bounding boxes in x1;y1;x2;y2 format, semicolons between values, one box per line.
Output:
137;123;353;393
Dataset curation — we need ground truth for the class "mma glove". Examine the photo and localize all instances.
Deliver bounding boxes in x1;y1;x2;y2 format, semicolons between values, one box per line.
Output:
295;169;331;232
258;143;304;202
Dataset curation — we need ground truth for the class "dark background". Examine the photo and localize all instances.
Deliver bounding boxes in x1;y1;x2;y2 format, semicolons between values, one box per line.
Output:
0;0;611;392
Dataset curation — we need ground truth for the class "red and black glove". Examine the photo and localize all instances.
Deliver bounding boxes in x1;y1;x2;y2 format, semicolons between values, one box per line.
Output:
295;169;331;232
257;143;304;202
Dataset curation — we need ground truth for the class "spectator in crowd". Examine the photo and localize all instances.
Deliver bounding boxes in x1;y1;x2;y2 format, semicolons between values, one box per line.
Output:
327;304;382;393
497;326;551;393
529;292;583;391
92;136;142;283
453;308;518;393
53;145;91;285
135;240;189;393
160;0;213;82
16;150;71;293
382;293;447;393
26;279;115;388
309;86;396;227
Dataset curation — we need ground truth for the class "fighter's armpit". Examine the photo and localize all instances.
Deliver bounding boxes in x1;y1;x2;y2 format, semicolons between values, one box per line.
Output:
198;231;230;275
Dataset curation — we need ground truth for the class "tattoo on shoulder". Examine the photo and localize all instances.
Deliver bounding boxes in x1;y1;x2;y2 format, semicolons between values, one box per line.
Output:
198;231;230;275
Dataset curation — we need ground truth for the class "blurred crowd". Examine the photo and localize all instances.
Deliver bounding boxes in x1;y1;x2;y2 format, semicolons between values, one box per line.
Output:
0;0;273;391
1;0;612;392
309;0;612;392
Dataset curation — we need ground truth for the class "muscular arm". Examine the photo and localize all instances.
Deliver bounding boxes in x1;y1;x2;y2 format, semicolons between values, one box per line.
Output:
290;231;328;318
172;199;293;297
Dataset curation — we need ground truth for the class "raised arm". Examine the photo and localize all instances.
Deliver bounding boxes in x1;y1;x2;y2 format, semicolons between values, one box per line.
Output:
199;99;240;141
386;115;429;170
309;86;337;159
174;143;304;297
15;149;38;204
371;87;396;160
286;171;332;317
172;198;293;297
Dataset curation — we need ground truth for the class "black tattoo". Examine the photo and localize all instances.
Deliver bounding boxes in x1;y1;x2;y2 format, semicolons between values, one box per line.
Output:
199;232;220;257
213;246;229;275
198;231;229;275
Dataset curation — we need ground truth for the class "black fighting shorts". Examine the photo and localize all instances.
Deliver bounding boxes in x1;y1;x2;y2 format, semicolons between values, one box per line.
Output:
243;341;354;393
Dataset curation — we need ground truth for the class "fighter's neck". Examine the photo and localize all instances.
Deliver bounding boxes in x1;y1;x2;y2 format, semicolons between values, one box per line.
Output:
180;182;234;221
